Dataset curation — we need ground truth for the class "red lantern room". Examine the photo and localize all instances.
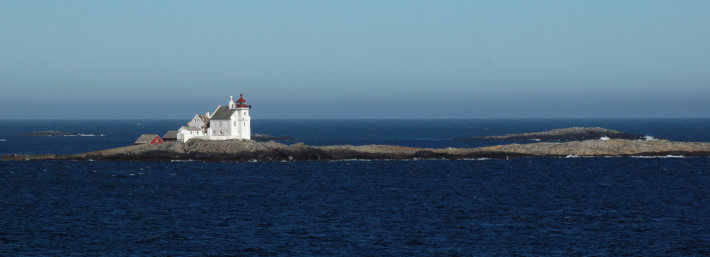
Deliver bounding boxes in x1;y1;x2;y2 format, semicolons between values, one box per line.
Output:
236;94;249;108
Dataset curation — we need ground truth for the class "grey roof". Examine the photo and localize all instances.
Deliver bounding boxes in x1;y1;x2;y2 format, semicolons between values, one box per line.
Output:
211;106;236;120
181;126;202;131
162;130;178;139
134;134;160;144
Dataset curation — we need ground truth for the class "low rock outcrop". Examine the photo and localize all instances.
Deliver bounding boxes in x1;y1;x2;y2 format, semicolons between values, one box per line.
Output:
20;131;80;136
251;134;295;141
456;127;648;141
4;138;710;162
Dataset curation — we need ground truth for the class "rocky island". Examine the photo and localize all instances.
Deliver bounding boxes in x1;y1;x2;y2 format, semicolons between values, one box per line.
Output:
3;127;710;162
251;134;295;141
20;130;81;137
456;127;648;141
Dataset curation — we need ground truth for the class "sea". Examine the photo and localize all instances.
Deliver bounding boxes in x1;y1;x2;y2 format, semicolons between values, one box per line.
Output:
1;119;710;256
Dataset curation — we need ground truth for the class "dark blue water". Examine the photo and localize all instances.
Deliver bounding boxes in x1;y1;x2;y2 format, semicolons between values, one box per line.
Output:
2;119;710;255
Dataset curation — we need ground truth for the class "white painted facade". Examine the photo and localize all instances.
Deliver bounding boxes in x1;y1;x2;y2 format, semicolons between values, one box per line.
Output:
176;126;204;142
176;95;251;142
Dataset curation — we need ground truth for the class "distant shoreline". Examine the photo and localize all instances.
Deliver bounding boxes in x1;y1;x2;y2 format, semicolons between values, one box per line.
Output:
5;127;710;162
4;139;710;162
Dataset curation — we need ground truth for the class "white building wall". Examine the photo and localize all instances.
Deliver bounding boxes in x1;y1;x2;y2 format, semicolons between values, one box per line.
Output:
233;107;251;140
187;114;204;128
210;119;232;137
177;126;207;142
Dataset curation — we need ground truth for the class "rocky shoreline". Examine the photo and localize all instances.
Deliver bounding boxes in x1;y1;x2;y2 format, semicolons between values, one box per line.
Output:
4;138;710;162
456;127;648;141
20;130;81;137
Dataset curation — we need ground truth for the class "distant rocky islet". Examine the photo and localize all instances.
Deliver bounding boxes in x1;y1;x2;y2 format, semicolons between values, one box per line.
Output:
20;130;103;137
20;130;81;136
456;127;649;141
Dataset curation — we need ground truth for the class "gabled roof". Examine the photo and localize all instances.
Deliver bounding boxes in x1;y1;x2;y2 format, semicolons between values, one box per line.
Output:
179;126;202;131
134;134;160;144
211;106;236;120
162;130;178;139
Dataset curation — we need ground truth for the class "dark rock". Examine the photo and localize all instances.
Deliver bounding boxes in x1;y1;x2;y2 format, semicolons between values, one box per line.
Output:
4;138;710;162
251;134;295;141
456;127;648;141
20;131;80;136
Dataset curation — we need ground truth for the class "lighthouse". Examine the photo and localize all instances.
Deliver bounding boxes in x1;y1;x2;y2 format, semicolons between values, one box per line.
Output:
230;94;251;140
176;94;252;142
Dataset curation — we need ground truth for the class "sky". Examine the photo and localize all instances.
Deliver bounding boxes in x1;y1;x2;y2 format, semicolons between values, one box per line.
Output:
1;1;709;119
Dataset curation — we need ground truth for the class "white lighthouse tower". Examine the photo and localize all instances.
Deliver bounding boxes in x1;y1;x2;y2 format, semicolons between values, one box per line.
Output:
230;94;251;140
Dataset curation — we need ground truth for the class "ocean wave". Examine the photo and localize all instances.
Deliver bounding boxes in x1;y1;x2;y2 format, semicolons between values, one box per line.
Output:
61;133;102;137
328;159;374;162
462;158;492;161
0;139;6;142
631;155;685;159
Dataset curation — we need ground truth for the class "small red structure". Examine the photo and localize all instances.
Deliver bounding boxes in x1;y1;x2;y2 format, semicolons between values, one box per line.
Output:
134;134;164;145
236;93;250;108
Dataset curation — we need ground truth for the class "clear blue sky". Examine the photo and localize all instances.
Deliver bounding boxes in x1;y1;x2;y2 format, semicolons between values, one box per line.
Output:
1;1;709;119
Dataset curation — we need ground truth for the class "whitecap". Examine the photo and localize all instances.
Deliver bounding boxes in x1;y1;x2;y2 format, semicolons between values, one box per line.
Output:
329;159;389;162
599;136;610;141
0;139;6;142
644;135;656;141
565;154;580;158
631;155;685;159
664;155;685;158
330;159;360;162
